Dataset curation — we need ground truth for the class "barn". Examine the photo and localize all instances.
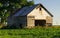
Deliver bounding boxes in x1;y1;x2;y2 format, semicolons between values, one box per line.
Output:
7;4;53;28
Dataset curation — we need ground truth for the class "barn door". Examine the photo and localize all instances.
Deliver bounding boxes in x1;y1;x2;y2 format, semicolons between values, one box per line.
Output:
35;20;46;26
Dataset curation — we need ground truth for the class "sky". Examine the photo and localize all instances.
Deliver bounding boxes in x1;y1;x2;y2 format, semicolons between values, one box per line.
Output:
33;0;60;25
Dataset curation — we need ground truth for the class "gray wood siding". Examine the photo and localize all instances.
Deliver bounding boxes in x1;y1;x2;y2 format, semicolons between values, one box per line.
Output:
8;16;27;28
7;17;14;25
46;16;53;23
27;16;35;28
18;16;27;27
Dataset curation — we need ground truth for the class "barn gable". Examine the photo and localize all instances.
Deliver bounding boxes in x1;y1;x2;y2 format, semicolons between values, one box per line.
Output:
27;4;53;19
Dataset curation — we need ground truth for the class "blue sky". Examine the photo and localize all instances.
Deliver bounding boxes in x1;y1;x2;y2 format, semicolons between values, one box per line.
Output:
34;0;60;25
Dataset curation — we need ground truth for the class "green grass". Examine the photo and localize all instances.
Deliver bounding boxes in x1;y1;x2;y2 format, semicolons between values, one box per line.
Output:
0;26;60;38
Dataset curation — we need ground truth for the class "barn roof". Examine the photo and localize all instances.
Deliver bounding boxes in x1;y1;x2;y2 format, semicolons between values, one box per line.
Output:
13;4;53;17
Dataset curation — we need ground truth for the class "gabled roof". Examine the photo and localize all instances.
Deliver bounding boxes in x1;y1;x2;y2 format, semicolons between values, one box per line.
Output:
13;4;53;17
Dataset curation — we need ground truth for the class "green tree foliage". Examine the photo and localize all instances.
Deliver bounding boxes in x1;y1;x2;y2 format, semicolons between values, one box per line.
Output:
0;0;34;24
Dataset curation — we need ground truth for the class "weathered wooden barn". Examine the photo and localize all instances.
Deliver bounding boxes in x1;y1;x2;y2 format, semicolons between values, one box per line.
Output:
7;4;53;28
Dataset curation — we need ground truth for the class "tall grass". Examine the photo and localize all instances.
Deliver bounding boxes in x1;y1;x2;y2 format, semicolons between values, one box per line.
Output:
0;26;60;38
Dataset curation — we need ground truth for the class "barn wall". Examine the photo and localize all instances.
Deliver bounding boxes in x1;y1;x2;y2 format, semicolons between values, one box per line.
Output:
7;17;14;25
46;16;53;23
7;16;27;28
27;16;35;28
27;6;53;26
18;16;27;27
46;16;53;26
27;6;51;20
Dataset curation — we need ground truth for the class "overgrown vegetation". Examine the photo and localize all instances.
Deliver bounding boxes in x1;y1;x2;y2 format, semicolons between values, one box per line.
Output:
0;26;60;38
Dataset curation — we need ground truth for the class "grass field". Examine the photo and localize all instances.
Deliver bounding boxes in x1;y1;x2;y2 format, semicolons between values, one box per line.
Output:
0;26;60;38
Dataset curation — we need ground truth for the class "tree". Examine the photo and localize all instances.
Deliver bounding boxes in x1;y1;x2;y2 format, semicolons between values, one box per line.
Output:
0;0;34;25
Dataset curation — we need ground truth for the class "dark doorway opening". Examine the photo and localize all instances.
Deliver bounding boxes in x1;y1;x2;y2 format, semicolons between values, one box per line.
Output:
35;20;46;26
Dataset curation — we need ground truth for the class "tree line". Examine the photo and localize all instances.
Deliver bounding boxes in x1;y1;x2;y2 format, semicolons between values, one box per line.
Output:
0;0;34;25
